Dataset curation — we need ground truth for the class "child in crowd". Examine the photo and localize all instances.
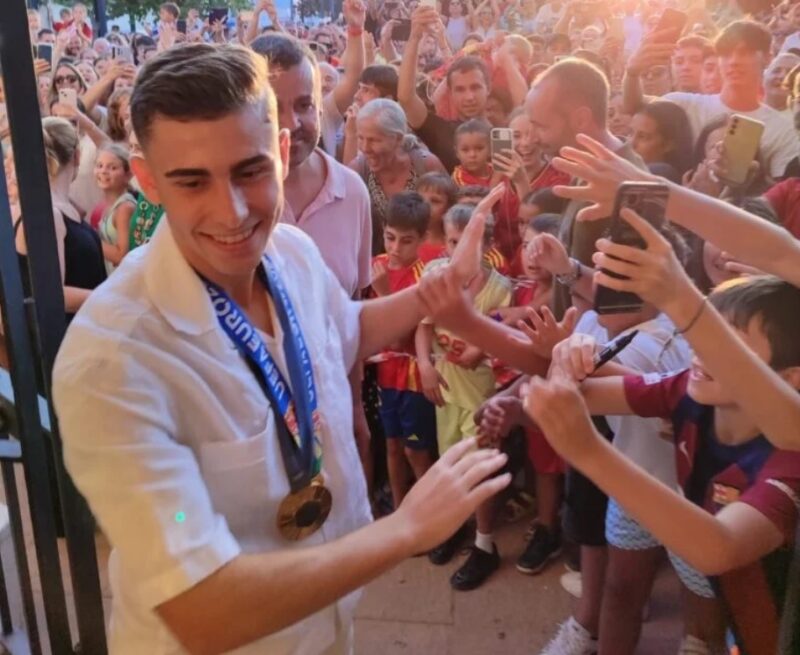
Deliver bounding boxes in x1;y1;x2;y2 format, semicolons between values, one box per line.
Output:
417;171;458;263
453;185;512;275
452;119;495;188
525;210;800;655
416;203;512;563
370;192;437;510
447;213;566;592
94;143;136;273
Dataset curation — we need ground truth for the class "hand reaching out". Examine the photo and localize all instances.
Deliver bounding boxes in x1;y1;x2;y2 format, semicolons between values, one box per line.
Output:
475;395;524;446
510;305;579;360
371;258;391;296
528;233;572;276
549;333;599;382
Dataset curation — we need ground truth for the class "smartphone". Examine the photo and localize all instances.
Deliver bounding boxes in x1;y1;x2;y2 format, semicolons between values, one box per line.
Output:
490;128;513;158
654;8;687;41
594;182;670;315
36;43;53;63
720;114;764;187
177;18;187;33
58;88;78;108
208;8;229;24
391;19;412;41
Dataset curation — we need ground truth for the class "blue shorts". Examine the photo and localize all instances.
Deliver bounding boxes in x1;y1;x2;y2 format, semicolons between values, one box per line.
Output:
606;499;716;599
378;389;437;451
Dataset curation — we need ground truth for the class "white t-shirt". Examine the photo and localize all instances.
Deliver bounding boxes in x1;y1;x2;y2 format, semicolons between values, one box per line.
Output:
446;16;470;50
781;31;800;54
574;311;691;486
320;92;343;159
663;91;800;178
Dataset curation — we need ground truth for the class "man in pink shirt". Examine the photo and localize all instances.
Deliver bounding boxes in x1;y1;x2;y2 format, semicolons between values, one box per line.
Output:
250;32;375;483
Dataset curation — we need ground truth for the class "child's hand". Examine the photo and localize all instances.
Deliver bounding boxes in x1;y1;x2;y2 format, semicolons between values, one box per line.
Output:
451;344;484;370
419;360;449;407
417;265;477;332
475;395;523;445
520;375;602;466
529;233;571;276
592;208;695;316
549;333;599;382
371;258;390;296
449;183;505;286
511;306;579;359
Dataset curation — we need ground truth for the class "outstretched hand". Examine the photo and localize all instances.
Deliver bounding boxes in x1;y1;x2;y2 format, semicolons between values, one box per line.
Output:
393;438;511;553
449;183;505;285
509;305;579;359
551;134;654;221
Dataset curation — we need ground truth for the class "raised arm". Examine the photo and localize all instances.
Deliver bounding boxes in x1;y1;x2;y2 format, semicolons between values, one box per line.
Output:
398;6;436;129
332;0;367;115
621;34;676;114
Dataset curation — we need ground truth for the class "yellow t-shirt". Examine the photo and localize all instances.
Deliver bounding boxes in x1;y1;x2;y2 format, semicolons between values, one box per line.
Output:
423;259;512;410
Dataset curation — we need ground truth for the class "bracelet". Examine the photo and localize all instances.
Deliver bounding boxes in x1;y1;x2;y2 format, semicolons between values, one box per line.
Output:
677;296;708;335
347;26;364;37
555;258;582;287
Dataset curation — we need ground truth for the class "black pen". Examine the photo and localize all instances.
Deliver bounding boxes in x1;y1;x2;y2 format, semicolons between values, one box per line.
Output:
592;330;639;373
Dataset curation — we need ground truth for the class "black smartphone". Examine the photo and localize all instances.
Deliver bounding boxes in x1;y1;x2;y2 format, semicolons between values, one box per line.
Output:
594;182;670;315
177;19;187;33
655;8;687;42
36;43;53;63
391;19;412;41
208;8;229;24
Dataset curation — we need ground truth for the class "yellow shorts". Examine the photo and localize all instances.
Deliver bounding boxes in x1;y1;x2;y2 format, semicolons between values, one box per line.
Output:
436;402;478;454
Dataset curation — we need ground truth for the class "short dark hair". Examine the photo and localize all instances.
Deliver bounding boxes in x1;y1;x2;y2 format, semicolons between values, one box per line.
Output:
536;58;609;127
636;100;694;177
417;171;458;207
710;276;800;370
455;118;491;142
38;28;54;38
360;64;399;100
445;203;494;245
446;56;490;89
457;185;490;201
522;188;567;214
160;2;180;19
528;213;560;236
386;191;430;235
676;35;714;58
250;32;316;70
715;20;771;57
131;43;273;149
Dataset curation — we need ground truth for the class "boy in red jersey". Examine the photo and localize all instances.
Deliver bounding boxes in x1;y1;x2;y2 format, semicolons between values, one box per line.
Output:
371;192;437;509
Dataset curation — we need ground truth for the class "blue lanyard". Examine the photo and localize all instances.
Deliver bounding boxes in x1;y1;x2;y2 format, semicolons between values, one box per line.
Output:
205;256;322;491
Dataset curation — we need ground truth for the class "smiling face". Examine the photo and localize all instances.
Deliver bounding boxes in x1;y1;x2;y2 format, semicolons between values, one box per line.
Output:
449;68;489;120
719;43;766;93
54;66;81;92
94;149;130;192
269;58;320;169
357;114;402;172
131;102;290;292
526;78;575;158
510;112;539;169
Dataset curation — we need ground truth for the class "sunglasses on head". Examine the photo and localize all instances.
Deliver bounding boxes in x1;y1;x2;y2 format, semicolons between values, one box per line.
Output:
55;74;78;84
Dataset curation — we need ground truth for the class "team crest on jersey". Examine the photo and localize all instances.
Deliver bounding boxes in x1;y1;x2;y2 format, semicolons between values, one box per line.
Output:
712;483;741;506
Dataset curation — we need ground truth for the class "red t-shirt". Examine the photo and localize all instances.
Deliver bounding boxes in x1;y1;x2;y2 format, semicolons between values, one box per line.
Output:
764;178;800;239
419;242;446;264
452;165;494;188
372;255;426;392
54;19;93;39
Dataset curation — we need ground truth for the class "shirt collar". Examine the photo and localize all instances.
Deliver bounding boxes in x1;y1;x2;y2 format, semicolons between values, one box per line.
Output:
283;149;347;224
143;219;218;336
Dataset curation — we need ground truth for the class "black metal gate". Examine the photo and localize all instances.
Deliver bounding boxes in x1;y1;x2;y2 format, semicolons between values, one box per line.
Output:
0;0;107;652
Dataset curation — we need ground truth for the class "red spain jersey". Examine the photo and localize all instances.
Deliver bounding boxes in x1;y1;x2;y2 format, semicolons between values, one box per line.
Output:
483;247;510;276
372;255;426;392
452;165;494;188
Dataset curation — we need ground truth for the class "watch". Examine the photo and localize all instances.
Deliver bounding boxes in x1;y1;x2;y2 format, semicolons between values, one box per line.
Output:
555;258;583;287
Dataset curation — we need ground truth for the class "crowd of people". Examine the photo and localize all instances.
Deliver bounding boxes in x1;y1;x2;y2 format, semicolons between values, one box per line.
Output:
4;0;800;653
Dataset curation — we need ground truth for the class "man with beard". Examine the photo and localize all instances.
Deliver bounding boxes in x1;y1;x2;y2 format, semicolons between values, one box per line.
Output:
250;33;376;490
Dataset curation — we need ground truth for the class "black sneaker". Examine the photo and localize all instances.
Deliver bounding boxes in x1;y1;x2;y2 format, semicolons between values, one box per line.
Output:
450;545;500;591
428;524;471;565
516;525;562;575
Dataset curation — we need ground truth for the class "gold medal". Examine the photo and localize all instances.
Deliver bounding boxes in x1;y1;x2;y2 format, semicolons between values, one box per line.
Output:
276;475;333;541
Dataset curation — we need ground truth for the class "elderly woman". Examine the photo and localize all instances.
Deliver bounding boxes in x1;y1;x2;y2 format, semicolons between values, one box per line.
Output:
348;98;445;254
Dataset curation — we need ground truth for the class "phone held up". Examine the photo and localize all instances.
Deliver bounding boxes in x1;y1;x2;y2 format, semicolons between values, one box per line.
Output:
654;8;687;42
594;182;670;315
720;114;764;187
58;88;78;109
490;128;513;159
391;19;412;41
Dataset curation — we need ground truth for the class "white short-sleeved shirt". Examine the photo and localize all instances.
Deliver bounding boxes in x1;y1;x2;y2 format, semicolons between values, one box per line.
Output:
662;91;800;179
320;92;344;159
53;221;372;654
574;311;691;487
279;149;373;297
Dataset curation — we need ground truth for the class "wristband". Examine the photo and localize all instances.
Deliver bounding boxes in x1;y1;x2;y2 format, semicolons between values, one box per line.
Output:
347;26;364;37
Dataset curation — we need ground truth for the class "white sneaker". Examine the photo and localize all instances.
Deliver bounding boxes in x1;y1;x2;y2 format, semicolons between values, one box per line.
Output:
560;571;583;599
677;635;727;655
540;616;597;655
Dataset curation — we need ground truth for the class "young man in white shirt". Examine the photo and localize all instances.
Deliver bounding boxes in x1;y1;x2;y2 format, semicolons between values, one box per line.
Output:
624;20;800;180
52;43;512;655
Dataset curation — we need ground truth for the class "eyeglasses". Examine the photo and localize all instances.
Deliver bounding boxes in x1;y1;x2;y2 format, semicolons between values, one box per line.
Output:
55;75;78;85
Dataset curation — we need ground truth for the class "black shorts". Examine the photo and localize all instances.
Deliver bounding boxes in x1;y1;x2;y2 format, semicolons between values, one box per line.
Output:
562;417;614;547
